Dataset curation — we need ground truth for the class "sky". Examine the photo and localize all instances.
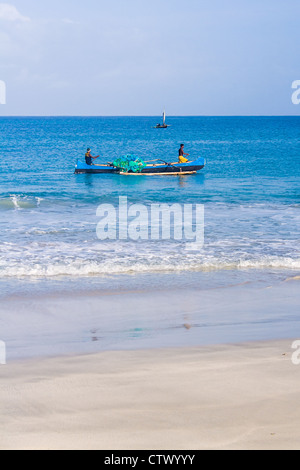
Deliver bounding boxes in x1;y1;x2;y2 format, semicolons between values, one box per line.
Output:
0;0;299;116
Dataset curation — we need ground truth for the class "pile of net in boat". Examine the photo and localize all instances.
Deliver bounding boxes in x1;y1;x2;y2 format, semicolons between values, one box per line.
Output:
113;154;146;173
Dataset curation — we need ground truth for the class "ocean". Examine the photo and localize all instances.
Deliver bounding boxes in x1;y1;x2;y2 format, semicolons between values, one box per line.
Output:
0;116;299;358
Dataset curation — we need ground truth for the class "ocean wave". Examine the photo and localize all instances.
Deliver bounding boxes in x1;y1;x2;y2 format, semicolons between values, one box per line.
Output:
0;195;43;210
0;255;299;278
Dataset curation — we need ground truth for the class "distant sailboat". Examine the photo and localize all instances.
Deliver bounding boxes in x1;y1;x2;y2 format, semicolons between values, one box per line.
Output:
154;111;171;129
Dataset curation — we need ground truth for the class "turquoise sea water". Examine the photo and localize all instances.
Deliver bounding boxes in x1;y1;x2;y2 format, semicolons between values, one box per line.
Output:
0;116;299;297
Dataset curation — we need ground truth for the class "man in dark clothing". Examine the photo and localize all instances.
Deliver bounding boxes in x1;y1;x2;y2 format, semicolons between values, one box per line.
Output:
85;148;99;165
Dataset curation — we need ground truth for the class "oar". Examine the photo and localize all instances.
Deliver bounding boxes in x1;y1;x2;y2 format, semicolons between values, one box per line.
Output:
157;159;182;171
91;156;115;167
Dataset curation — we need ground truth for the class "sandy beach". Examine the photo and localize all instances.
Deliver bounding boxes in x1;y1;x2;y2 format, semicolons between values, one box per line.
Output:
1;0;299;454
1;339;299;450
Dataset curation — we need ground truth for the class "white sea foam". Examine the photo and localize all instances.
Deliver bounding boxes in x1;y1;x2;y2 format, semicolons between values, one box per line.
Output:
0;197;299;280
0;249;299;278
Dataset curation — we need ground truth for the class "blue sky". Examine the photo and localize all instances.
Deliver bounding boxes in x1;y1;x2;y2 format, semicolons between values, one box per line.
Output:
0;0;299;115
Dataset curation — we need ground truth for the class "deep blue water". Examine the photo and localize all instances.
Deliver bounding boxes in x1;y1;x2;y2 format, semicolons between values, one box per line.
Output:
0;116;299;296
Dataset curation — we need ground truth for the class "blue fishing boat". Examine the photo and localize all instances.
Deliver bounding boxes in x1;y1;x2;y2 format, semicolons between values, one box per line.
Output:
75;156;206;175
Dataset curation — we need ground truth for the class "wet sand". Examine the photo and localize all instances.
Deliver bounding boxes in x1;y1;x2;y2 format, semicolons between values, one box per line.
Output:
0;279;299;360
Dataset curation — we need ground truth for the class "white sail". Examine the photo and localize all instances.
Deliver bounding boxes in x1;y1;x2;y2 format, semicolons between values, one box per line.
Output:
163;111;166;126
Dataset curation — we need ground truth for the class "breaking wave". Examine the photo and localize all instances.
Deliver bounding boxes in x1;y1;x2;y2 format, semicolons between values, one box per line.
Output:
0;195;43;211
0;247;299;278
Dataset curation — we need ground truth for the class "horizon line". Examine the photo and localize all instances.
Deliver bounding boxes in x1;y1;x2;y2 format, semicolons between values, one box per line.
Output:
0;114;299;118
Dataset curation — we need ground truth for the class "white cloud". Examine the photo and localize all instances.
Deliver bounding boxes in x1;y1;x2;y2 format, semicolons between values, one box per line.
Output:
0;3;30;22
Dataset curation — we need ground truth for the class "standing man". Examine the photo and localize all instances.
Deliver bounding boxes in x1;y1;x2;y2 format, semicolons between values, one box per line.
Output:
85;148;99;166
178;144;190;163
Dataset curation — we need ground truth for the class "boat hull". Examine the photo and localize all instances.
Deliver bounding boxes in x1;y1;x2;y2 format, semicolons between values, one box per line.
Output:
75;162;119;174
75;157;206;175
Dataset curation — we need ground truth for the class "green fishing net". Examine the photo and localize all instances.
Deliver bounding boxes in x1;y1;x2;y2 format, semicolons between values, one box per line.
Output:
113;154;146;173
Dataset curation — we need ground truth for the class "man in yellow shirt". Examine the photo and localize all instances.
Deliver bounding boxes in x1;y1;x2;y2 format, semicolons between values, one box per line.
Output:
178;144;190;163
